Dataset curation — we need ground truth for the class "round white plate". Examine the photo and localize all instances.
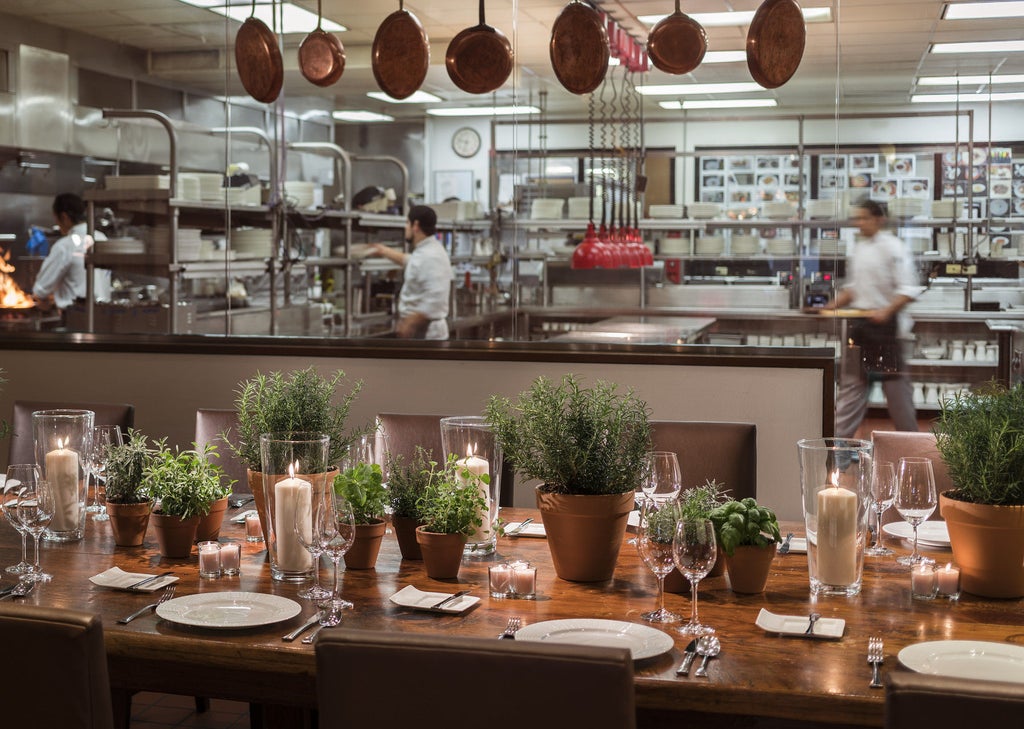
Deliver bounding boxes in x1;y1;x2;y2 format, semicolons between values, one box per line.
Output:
898;640;1024;683
156;592;301;629
882;520;950;547
514;619;675;661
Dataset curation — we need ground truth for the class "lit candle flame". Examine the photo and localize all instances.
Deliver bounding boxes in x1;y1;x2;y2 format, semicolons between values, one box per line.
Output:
288;461;298;479
57;437;65;450
830;470;840;488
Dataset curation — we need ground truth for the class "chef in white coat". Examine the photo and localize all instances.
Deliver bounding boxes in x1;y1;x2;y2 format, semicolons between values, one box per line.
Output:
32;193;110;311
369;205;453;339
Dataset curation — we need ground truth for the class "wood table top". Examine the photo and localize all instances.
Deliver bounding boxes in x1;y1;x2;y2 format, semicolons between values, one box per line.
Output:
3;509;1022;727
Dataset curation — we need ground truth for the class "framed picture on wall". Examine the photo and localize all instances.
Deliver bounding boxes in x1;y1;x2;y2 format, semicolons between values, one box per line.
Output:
820;154;847;172
887;156;915;176
850;154;878;173
433;170;474;202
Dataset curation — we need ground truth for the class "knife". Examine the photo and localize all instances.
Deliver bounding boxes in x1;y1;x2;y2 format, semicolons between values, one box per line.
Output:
778;532;795;555
506;518;534;536
282;614;321;642
429;590;470;611
126;571;175;591
676;638;700;676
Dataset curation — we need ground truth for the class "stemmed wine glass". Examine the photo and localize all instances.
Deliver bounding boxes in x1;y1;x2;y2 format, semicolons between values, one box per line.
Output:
2;464;38;575
87;425;123;521
672;518;717;636
318;490;357;624
865;461;896;557
895;457;937;567
294;484;333;601
637;499;681;623
642;451;683;504
14;477;55;583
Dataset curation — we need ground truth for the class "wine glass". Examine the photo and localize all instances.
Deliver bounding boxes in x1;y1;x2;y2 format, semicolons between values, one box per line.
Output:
637;499;681;623
672;518;717;636
318;491;357;624
895;457;937;567
88;425;123;521
294;484;332;601
865;461;896;557
2;464;38;575
14;477;55;583
642;451;682;504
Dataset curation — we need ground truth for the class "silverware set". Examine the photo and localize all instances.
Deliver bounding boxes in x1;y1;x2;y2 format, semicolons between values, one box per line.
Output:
0;580;35;600
778;532;795;555
230;495;255;509
677;634;720;677
868;636;884;688
498;616;522;639
117;585;176;624
505;518;534;536
282;614;321;642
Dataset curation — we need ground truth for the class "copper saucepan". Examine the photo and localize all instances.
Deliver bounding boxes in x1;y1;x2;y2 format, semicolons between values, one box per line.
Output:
549;0;609;95
646;0;707;75
446;0;514;94
299;0;346;87
372;0;430;100
234;0;284;103
746;0;807;89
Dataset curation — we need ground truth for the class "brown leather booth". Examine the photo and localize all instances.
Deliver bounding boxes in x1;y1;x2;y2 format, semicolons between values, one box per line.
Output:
886;671;1024;728
650;420;757;499
194;408;247;494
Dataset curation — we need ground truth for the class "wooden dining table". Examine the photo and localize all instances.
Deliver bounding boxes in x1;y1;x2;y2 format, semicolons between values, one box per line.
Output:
2;508;1022;729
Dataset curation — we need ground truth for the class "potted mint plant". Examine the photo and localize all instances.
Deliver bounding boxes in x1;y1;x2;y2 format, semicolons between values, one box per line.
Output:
415;455;487;579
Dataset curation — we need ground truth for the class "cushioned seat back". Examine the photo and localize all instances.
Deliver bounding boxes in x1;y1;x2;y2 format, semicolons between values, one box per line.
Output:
650;420;757;500
8;400;134;465
195;409;248;494
871;431;952;525
316;629;636;729
886;671;1024;729
0;604;114;729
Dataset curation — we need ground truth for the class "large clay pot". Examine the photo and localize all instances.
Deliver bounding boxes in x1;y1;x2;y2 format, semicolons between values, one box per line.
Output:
392;515;424;560
536;487;634;582
151;512;200;559
724;544;777;594
248;469;268;542
195;496;229;543
940;492;1024;598
344;519;387;569
106;501;153;548
415;527;467;580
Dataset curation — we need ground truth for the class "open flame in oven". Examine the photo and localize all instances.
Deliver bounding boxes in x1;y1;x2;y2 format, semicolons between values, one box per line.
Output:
1;247;35;309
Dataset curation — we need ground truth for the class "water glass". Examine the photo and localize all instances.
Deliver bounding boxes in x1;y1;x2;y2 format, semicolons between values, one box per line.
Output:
319;491;357;623
33;409;93;542
895;457;937;567
865;461;896;557
14;477;55;582
439;416;502;556
294;484;332;600
3;464;37;574
88;425;123;522
638;500;681;624
673;518;717;636
642;451;682;504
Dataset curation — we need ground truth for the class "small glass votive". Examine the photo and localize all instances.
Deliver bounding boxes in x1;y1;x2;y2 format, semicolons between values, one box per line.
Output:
198;541;222;579
489;564;512;598
911;561;937;600
245;513;264;542
936;563;961;601
509;561;537;600
220;542;241;576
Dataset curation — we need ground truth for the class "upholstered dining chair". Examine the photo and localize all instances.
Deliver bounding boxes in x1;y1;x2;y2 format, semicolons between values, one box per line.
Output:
886;671;1024;729
0;604;114;729
194;408;248;495
8;400;134;465
316;629;636;729
650;420;757;500
871;431;952;526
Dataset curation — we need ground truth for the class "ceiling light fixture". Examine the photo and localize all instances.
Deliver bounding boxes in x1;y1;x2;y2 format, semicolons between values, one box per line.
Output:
366;90;442;104
911;91;1024;103
942;2;1024;20
637;82;764;96
639;7;831;27
426;106;540;117
660;99;778;110
332;110;394;122
917;73;1024;85
177;1;346;33
931;40;1024;53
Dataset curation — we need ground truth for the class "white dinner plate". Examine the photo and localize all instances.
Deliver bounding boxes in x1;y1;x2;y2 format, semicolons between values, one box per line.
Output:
898;641;1024;683
514;619;675;661
155;592;301;629
882;521;950;547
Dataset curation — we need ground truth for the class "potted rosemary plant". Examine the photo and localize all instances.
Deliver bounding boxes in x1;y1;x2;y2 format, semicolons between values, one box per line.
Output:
387;447;433;560
709;497;782;594
104;428;154;547
333;461;388;569
414;455;487;579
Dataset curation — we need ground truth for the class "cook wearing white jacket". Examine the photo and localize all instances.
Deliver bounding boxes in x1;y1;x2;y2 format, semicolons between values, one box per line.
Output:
33;193;110;310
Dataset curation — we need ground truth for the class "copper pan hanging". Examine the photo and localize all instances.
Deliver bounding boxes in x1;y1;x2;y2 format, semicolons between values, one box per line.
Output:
646;0;707;75
299;0;346;87
746;0;806;89
235;0;284;103
549;1;609;95
372;0;430;100
446;0;514;94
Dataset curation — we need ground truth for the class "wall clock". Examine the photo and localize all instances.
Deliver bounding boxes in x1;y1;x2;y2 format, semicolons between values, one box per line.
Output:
451;127;481;158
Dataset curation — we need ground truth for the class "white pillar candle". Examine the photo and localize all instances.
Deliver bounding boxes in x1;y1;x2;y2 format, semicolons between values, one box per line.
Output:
275;475;312;572
456;448;491;543
816;482;858;586
46;439;81;532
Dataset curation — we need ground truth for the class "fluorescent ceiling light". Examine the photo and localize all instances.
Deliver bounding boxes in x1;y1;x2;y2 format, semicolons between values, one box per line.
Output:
639;7;831;27
931;40;1024;53
333;110;394;122
911;91;1024;103
177;1;346;33
366;90;441;104
702;51;748;64
917;73;1024;85
609;57;621;66
637;82;763;96
426;106;540;117
660;99;778;110
943;2;1024;20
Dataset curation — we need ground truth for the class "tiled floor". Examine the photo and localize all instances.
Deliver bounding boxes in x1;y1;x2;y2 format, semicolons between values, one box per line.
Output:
130;692;250;729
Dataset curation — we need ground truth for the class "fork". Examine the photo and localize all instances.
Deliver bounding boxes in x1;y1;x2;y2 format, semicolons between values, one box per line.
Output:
118;585;176;624
498;616;522;639
868;636;884;688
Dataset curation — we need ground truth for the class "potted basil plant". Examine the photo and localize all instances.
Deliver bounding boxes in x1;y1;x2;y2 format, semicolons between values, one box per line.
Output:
709;497;782;594
333;461;388;569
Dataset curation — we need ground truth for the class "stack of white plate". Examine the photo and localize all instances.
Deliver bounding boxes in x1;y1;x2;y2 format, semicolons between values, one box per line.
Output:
531;198;565;219
567;197;592;219
763;201;796;220
686;203;721;220
176;174;201;201
192;173;225;201
648;204;684;219
222;186;263;206
230;228;274;259
174;228;204;260
694;235;725;256
888;198;924;218
105;175;170;191
816;238;846;256
765;238;796;255
659;238;690;255
94;238;145;255
807;199;843;219
284;180;318;209
730;234;760;255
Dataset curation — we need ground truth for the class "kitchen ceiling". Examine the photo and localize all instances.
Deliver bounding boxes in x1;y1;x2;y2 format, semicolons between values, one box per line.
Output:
4;0;1024;120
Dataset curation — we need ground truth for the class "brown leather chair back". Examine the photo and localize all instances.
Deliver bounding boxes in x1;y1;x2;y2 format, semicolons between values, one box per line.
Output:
195;408;248;494
886;671;1024;729
650;420;757;500
316;629;636;729
871;431;952;525
0;604;114;729
8;400;134;465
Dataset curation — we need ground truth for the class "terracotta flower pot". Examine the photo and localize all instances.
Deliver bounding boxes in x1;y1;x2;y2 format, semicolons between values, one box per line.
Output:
940;491;1024;598
415;527;467;580
392;515;424;560
344;519;387;569
536;487;634;582
724;544;777;594
106;501;153;548
151;512;201;559
195;496;229;543
247;469;268;542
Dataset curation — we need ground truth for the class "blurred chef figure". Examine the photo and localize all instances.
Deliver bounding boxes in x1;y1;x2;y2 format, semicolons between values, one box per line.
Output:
33;193;111;311
369;205;453;339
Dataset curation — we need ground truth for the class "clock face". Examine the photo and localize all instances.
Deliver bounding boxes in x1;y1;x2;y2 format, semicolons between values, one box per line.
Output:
452;127;481;158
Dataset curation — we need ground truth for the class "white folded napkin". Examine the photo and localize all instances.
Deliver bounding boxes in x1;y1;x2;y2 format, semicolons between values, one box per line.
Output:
90;567;179;592
388;585;479;613
755;608;844;639
504;521;546;538
230;509;258;524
